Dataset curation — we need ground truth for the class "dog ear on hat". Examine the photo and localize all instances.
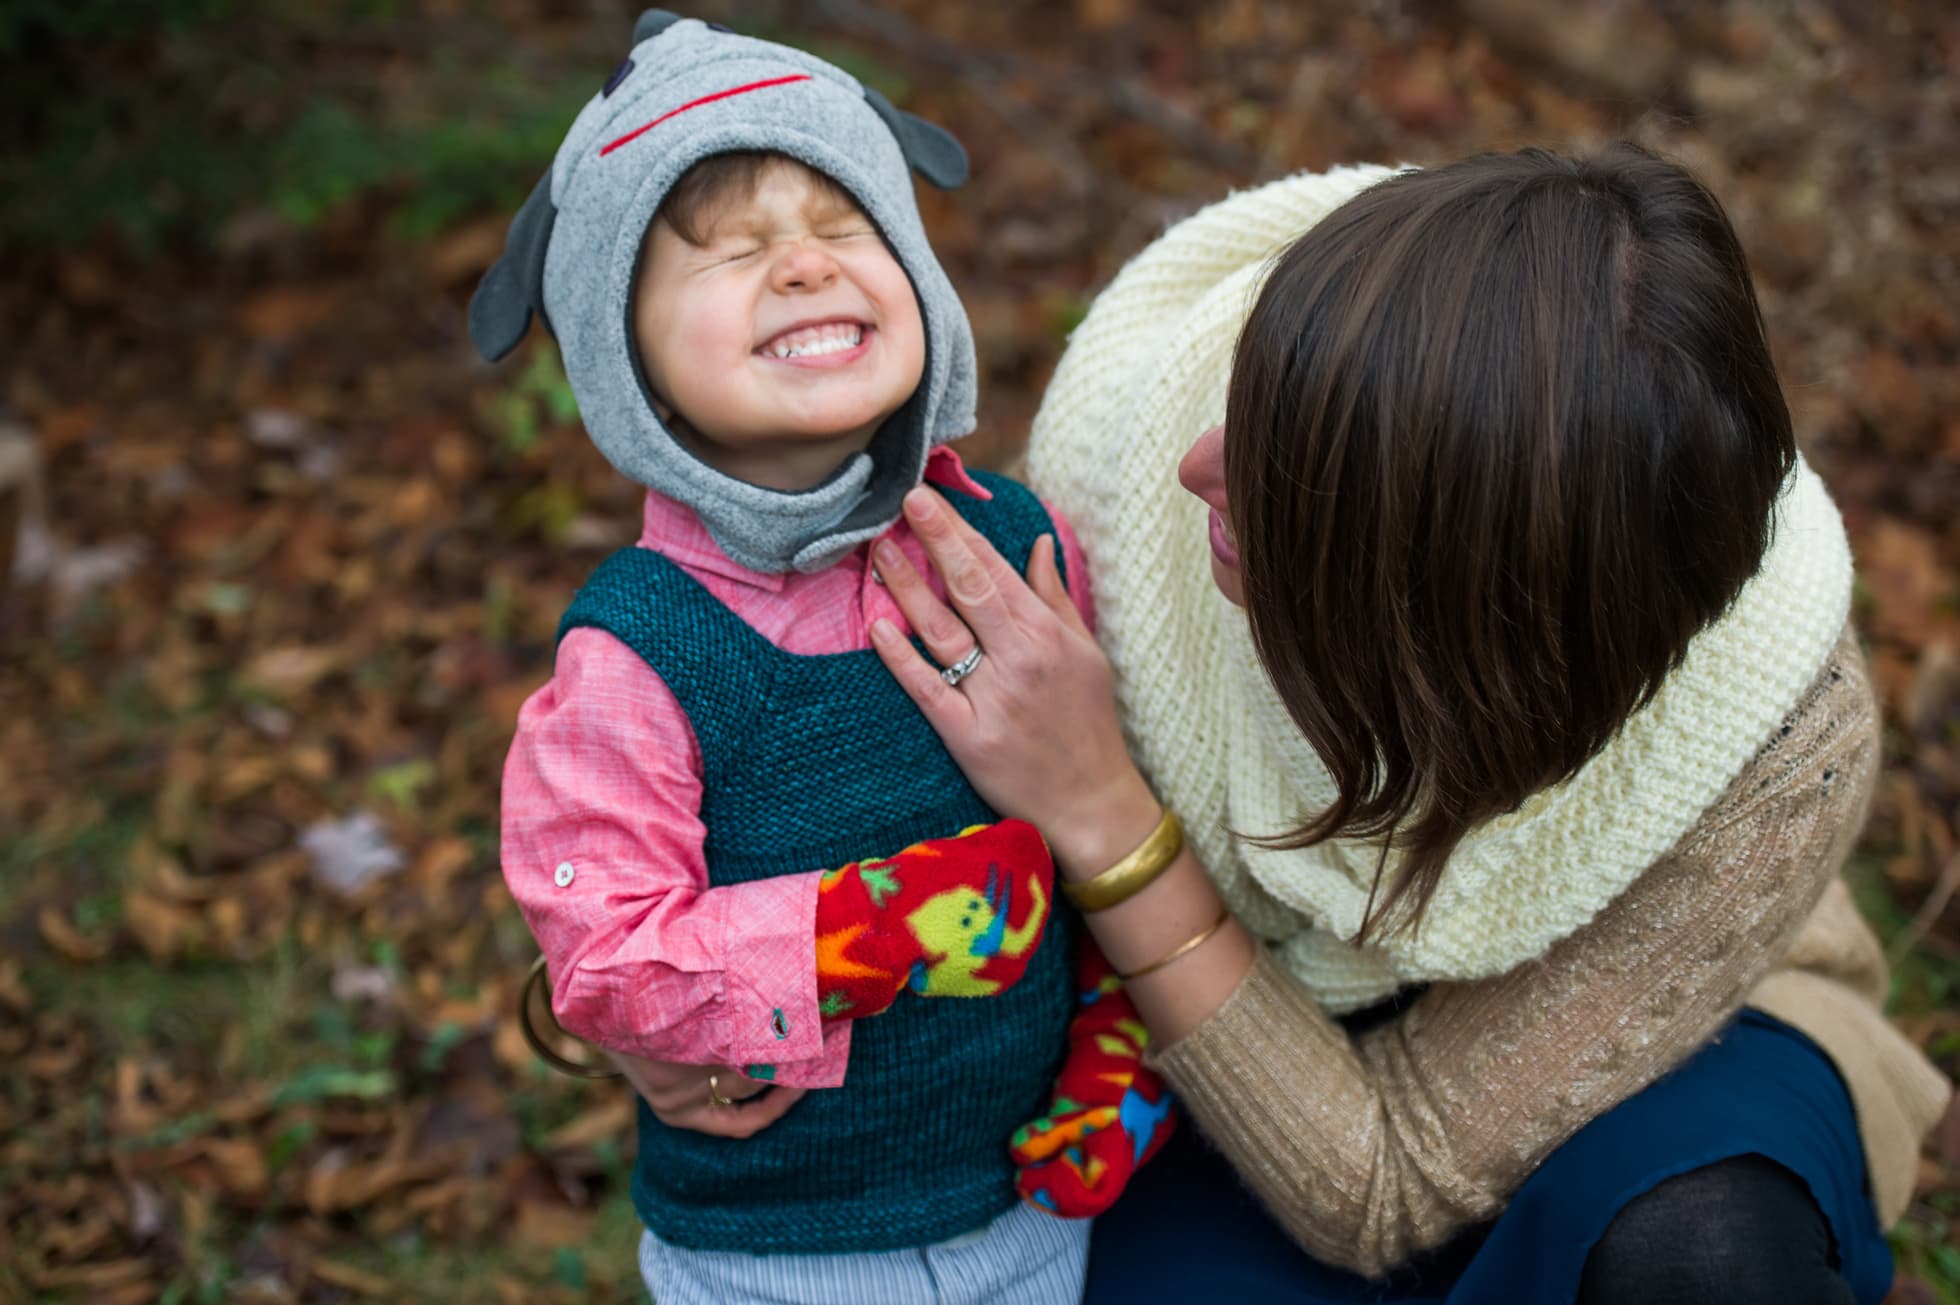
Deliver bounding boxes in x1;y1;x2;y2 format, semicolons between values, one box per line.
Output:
468;169;557;363
862;87;969;189
474;14;680;363
631;9;682;44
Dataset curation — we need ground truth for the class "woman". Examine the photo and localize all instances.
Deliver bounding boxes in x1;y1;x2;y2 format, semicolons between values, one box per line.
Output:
624;144;1949;1301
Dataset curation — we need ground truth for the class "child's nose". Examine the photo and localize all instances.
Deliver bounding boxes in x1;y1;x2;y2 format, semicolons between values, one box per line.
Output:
771;241;840;294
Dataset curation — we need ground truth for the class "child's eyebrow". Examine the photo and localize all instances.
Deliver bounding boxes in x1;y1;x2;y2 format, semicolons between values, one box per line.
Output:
700;194;871;242
805;192;869;224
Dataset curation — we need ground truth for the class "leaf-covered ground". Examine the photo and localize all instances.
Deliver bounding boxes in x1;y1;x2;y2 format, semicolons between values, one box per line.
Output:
3;1;1957;1301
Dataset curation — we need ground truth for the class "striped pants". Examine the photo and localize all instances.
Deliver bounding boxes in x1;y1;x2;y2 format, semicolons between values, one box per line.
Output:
638;1201;1091;1304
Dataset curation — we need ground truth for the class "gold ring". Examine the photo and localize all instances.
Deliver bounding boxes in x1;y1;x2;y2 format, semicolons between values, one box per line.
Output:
707;1073;734;1108
518;955;622;1079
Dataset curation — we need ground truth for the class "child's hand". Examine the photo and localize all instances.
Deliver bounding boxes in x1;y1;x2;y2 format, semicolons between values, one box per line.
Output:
1010;941;1176;1218
814;820;1054;1020
611;1052;806;1140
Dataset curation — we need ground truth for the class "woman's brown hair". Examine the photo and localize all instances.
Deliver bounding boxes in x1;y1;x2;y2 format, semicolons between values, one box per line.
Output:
1225;143;1795;940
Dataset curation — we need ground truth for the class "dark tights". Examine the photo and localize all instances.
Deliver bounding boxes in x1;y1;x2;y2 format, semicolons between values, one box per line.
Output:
1578;1154;1857;1305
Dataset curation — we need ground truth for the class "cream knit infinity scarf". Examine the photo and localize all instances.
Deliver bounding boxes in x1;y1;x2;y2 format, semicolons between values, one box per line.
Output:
1028;168;1855;1012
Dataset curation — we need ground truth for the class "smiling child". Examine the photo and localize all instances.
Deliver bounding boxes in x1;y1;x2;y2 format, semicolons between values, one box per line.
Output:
475;13;1172;1305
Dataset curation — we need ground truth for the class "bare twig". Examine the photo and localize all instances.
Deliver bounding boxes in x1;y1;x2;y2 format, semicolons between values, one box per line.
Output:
1890;846;1960;964
0;424;45;591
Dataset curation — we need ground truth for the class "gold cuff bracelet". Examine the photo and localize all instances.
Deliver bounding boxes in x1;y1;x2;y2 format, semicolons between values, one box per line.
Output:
1062;808;1185;913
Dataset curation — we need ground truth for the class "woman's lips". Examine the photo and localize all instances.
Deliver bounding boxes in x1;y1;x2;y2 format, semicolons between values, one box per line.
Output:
1208;508;1240;570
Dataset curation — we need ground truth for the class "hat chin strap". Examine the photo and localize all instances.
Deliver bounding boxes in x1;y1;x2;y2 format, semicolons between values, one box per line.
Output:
641;373;935;574
683;446;876;575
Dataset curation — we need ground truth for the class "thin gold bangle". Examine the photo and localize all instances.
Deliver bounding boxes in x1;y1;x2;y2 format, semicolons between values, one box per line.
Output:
519;955;624;1080
1116;904;1232;981
1062;808;1185;913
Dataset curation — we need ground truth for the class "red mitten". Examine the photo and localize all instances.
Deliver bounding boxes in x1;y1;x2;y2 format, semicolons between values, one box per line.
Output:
1010;940;1176;1217
813;821;1054;1021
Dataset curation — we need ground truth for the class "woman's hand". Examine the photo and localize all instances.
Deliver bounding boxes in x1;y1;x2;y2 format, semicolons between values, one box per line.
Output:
608;1051;805;1139
872;488;1259;1044
869;488;1162;879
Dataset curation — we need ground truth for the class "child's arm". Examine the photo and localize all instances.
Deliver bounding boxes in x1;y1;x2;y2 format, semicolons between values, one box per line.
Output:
1010;502;1178;1216
503;627;849;1087
504;629;1056;1086
813;821;1054;1018
1010;939;1176;1217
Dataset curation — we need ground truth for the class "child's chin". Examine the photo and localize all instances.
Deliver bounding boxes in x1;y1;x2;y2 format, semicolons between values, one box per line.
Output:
786;406;894;446
783;419;873;443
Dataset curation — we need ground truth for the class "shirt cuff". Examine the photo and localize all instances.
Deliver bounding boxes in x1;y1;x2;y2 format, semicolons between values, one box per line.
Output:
718;870;851;1087
743;1020;852;1089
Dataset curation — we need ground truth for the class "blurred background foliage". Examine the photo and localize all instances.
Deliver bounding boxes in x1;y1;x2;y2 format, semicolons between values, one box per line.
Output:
0;0;591;252
2;0;1957;1301
0;0;916;255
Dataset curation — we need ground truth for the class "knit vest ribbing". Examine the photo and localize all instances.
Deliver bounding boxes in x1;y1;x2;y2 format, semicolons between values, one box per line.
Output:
558;471;1075;1255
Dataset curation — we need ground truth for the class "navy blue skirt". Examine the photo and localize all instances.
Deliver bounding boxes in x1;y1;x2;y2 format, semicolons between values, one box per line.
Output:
1086;1011;1891;1304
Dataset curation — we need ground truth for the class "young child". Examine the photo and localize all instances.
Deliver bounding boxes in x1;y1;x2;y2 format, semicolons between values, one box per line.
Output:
473;13;1173;1302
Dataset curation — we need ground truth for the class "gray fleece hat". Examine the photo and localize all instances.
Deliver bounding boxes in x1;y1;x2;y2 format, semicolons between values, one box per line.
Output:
469;10;978;573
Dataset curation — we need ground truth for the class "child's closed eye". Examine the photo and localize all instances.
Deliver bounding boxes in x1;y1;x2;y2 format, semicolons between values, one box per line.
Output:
712;242;765;264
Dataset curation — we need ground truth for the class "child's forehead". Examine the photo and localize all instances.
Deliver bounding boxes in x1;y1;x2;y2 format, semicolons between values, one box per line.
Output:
715;159;864;224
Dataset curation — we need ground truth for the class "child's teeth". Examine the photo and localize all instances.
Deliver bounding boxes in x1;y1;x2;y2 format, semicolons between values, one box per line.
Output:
768;325;863;358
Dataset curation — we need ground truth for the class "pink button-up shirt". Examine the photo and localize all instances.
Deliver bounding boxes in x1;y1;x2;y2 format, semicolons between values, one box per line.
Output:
501;448;1093;1087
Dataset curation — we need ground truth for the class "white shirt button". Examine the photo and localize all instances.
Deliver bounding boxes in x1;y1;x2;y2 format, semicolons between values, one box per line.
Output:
554;861;576;887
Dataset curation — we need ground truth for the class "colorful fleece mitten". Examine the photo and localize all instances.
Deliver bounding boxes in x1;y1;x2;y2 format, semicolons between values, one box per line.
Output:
1010;940;1176;1218
813;820;1054;1021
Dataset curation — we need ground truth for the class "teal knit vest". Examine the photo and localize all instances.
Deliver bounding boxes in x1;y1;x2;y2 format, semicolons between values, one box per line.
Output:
557;471;1076;1255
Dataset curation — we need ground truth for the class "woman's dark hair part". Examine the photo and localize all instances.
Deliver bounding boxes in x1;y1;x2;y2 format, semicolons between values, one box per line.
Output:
1225;143;1795;940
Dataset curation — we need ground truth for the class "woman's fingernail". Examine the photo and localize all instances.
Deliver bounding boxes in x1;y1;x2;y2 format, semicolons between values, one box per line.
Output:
874;540;902;571
904;487;937;518
870;618;898;644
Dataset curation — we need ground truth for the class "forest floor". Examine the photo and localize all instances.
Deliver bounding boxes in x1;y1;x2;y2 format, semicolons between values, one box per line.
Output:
3;1;1958;1301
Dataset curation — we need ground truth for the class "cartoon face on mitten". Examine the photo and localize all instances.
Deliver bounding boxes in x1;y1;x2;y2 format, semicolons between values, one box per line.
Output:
812;821;1057;1018
903;863;1049;997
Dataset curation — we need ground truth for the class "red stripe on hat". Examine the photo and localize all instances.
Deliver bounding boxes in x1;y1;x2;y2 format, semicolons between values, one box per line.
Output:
599;73;814;157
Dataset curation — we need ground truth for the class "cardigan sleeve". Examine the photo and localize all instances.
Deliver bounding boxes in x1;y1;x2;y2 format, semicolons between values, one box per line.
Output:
1150;628;1880;1276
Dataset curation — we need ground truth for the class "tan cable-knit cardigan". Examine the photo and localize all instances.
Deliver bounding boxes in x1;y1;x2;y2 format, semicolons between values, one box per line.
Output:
1154;629;1949;1274
1024;168;1952;1276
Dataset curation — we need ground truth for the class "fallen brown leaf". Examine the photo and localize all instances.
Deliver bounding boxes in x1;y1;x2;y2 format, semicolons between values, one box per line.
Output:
37;906;112;962
234;285;344;343
309;1257;395;1296
0;959;30;1013
38;1207;116;1261
426;216;509;284
243;646;343;697
123;887;204;961
30;1257;151;1291
198;1136;270;1199
540;1096;634;1153
514;1199;597;1249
